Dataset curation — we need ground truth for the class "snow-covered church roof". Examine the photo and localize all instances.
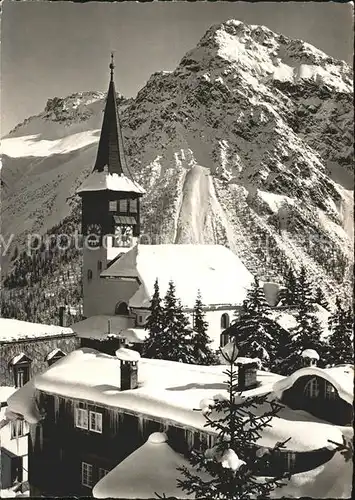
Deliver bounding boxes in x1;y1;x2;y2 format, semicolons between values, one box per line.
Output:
76;170;145;195
101;244;254;309
273;365;354;405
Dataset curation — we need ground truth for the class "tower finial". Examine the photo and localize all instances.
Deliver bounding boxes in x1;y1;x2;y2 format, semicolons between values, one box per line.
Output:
109;52;115;81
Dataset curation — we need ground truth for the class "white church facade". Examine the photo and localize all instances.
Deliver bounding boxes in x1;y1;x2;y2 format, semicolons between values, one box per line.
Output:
73;55;257;350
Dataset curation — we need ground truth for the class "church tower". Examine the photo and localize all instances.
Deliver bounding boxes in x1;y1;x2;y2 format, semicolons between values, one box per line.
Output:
77;54;145;318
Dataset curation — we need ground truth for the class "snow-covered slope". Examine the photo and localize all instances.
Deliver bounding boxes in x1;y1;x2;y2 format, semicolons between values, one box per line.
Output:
1;20;353;304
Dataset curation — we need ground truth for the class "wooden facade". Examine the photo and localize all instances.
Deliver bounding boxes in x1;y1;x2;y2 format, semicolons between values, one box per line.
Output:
280;375;353;426
28;391;337;497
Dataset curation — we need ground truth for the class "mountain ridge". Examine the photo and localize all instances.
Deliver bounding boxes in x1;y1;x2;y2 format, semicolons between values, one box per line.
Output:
1;19;353;315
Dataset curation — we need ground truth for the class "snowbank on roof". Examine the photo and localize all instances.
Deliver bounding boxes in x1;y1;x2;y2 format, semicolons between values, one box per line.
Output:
76;170;145;194
0;130;99;158
0;318;74;342
273;365;353;405
93;432;208;498
6;379;42;424
271;448;353;498
102;244;254;308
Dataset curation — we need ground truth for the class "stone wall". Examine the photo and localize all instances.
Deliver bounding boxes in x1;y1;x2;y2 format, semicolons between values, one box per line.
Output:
0;335;79;386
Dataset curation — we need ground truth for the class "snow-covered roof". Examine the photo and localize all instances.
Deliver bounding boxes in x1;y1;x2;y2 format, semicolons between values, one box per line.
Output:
71;315;134;340
273;365;354;405
268;305;331;339
10;353;31;365
76;170;145;195
101;244;254;309
93;432;207;499
7;349;350;453
121;328;147;344
45;349;66;361
7;348;282;432
0;318;74;343
0;386;16;404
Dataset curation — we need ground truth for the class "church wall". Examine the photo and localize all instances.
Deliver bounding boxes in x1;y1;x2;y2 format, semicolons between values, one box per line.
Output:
187;307;242;351
85;277;140;317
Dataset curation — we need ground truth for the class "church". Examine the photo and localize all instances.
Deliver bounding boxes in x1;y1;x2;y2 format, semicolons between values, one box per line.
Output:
73;55;258;351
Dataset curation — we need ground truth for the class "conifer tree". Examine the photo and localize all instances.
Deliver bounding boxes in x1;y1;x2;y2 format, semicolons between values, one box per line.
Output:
314;286;329;311
295;265;314;311
192;290;217;365
325;297;354;366
159;281;194;363
278;300;325;375
227;277;279;368
142;278;164;358
280;266;298;307
177;342;292;499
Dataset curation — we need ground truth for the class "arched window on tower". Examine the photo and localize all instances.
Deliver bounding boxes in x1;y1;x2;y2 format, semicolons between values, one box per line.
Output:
221;313;230;330
115;301;130;316
87;269;93;281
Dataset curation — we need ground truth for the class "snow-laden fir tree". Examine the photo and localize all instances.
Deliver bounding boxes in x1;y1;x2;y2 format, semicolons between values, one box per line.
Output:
159;280;195;363
314;286;329;311
325;297;354;366
142;278;164;358
227;277;278;369
177;342;292;499
192;290;218;365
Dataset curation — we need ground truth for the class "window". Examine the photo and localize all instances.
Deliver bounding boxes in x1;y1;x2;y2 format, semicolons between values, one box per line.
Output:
119;199;128;213
109;200;117;212
87;269;93;280
98;468;109;480
220;332;230;347
221;313;230;330
11;420;29;439
283;452;297;472
324;382;337;400
89;411;103;434
75;408;88;430
97;260;102;271
115;301;129;316
304;377;320;398
245;368;257;388
15;367;29;388
129;199;138;213
81;462;93;488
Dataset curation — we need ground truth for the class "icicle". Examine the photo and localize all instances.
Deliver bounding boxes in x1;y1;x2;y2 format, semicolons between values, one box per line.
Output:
137;414;144;437
54;396;60;423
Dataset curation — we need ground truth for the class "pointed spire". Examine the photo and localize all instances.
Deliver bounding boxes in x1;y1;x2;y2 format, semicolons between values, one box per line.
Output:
93;53;132;178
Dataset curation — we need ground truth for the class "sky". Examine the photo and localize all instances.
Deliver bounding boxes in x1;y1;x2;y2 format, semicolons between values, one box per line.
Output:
1;1;353;135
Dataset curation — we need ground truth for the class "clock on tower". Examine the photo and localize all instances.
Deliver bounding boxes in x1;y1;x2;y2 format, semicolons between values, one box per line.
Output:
86;223;102;248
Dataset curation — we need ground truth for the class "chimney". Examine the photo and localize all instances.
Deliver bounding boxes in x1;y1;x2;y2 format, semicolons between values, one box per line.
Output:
301;349;319;367
59;306;66;327
236;358;259;391
115;347;140;391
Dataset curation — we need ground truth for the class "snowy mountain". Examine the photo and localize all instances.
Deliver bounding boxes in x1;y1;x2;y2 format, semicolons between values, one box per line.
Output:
1;20;353;307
